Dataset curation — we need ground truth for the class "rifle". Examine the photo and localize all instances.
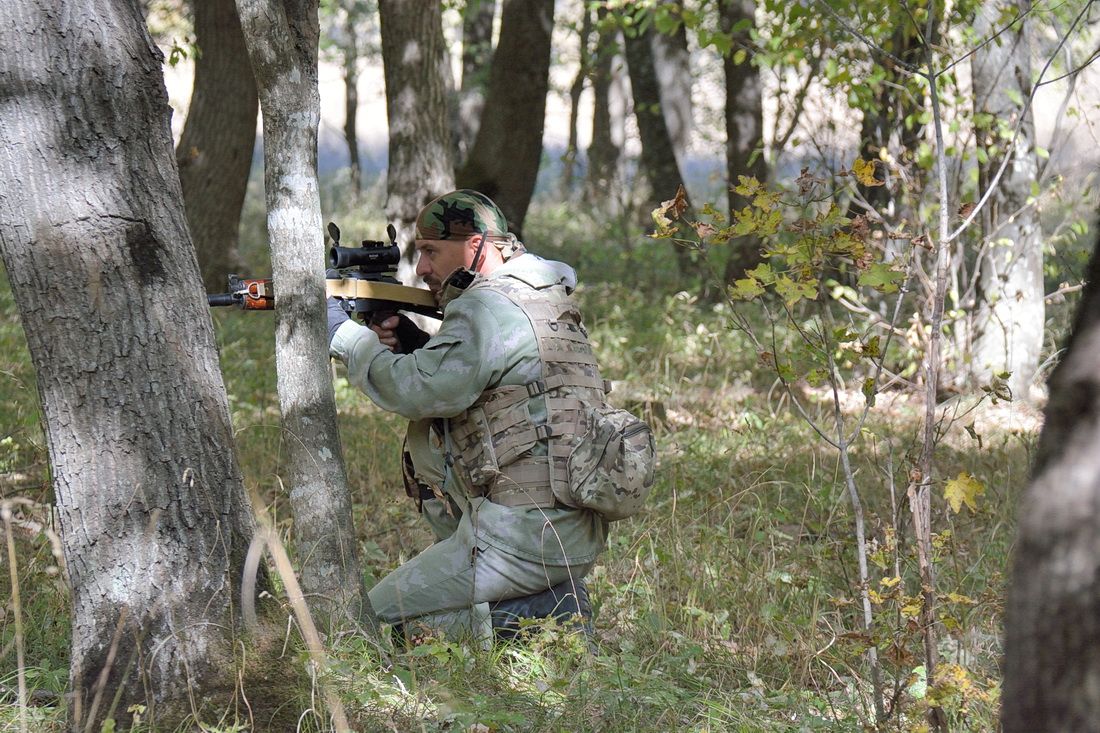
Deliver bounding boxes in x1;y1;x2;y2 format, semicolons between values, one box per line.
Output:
207;222;442;321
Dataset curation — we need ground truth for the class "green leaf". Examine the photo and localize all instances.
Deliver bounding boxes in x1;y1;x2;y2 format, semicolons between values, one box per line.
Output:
806;368;829;387
730;277;765;300
862;377;876;407
747;262;775;284
732;175;763;198
908;666;928;700
858;263;905;293
774;275;818;307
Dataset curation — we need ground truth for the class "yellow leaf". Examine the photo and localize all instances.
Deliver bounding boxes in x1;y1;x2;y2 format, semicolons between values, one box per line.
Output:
945;592;978;606
901;599;923;619
852;157;883;187
880;575;902;589
944;472;985;514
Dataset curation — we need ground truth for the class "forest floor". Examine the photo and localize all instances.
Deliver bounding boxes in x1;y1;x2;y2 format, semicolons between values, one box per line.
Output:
0;200;1047;731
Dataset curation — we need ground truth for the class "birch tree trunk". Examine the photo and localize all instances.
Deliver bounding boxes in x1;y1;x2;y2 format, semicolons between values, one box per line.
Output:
176;0;259;292
968;0;1044;400
236;0;372;629
0;0;261;726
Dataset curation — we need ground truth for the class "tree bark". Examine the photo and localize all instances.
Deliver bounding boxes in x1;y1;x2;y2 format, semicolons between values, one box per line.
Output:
379;0;455;258
651;0;692;167
622;14;690;209
719;0;766;282
968;0;1044;400
585;5;621;203
560;5;592;198
622;11;696;275
1002;231;1100;730
236;0;372;629
856;24;922;221
176;0;259;292
455;0;496;170
342;7;362;198
456;0;554;237
0;1;260;727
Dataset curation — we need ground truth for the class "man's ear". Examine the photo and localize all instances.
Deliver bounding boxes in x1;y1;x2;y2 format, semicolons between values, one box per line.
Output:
464;233;485;269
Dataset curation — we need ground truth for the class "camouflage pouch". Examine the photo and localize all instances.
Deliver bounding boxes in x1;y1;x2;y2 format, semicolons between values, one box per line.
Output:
451;405;503;490
565;405;655;521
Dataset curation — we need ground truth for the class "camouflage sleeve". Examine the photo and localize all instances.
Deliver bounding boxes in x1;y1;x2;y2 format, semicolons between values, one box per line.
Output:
333;293;521;420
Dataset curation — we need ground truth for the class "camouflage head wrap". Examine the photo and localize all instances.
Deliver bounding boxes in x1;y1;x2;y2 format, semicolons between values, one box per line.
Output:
416;189;509;241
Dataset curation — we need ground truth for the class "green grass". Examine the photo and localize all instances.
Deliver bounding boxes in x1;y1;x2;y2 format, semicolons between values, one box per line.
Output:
0;199;1045;731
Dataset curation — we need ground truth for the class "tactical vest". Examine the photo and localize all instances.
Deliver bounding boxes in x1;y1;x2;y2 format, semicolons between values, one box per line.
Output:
446;274;608;510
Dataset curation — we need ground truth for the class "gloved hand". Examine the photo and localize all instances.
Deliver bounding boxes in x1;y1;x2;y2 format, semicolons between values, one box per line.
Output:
394;314;431;352
369;313;431;353
327;297;349;345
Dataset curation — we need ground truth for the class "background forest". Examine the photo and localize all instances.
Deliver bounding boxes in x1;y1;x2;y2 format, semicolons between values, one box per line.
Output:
3;0;1100;730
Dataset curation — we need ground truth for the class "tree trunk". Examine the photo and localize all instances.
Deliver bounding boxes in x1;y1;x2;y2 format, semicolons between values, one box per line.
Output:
622;11;696;274
176;0;259;292
379;0;455;259
455;0;496;170
237;0;372;629
968;0;1044;400
1002;231;1100;730
342;8;362;198
585;5;621;203
855;21;926;278
856;24;922;221
456;0;554;237
719;0;766;282
0;1;260;727
651;0;692;167
560;5;592;197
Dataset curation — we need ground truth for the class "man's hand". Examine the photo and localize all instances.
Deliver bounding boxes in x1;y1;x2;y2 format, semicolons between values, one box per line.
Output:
370;314;402;352
327;297;349;345
371;313;431;353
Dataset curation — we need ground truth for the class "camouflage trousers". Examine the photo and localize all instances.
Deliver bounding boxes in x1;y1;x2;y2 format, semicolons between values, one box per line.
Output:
367;497;594;642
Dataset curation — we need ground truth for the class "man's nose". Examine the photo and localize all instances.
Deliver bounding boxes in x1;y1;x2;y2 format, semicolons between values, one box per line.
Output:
415;255;429;277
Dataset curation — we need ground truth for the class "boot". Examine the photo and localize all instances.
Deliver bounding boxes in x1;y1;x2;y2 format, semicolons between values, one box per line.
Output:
489;578;593;641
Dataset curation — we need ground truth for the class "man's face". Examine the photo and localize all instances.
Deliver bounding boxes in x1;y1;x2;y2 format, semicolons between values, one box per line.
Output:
414;235;480;293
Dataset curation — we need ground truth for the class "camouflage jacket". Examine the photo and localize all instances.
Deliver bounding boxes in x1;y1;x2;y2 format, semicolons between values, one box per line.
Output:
330;254;608;566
